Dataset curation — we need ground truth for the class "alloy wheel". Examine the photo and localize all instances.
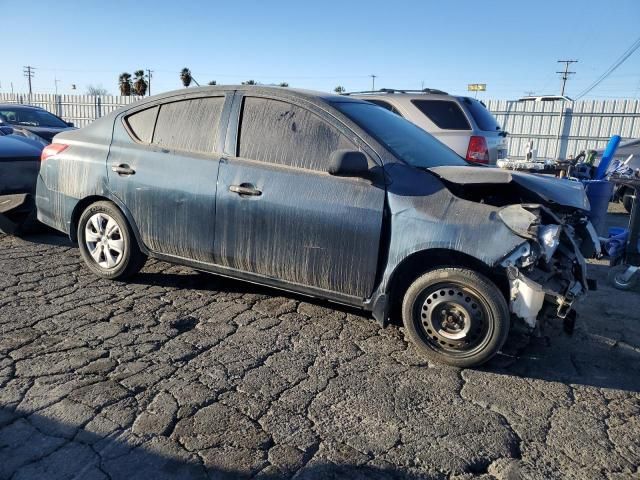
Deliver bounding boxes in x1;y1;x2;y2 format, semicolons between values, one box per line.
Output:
84;212;125;269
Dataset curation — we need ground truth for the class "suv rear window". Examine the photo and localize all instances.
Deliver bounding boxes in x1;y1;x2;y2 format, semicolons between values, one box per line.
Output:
462;98;501;131
411;100;471;130
366;100;402;116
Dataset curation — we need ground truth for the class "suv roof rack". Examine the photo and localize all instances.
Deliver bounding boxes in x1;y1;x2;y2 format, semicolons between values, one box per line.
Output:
343;88;449;96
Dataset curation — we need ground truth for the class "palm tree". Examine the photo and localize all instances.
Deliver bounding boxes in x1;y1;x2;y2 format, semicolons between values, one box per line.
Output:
334;86;346;94
208;80;217;85
180;68;192;87
118;73;132;96
278;82;289;87
242;80;257;85
133;70;148;96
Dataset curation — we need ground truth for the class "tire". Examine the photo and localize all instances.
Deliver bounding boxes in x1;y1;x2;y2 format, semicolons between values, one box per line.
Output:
622;190;633;214
402;268;510;368
607;264;639;291
77;201;146;280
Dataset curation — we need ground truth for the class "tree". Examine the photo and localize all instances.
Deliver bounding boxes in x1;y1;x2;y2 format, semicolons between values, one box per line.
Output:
207;80;217;85
278;82;289;87
133;70;148;96
242;80;257;85
86;85;109;96
118;73;132;96
334;85;346;94
180;68;193;87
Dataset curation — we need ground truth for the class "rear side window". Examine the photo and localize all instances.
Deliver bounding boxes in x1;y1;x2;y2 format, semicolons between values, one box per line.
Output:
152;97;224;154
238;97;356;171
367;99;403;116
462;98;501;131
411;100;471;130
125;106;158;143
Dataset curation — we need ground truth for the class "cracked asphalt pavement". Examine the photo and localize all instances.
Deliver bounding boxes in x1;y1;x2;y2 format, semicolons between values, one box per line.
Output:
1;209;639;479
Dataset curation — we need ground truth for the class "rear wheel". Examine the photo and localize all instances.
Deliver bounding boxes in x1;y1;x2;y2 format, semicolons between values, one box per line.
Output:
402;268;510;368
77;201;146;279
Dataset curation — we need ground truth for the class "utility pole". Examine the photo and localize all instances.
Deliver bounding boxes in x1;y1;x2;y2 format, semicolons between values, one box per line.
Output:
556;60;577;96
524;90;536;97
370;74;377;91
54;76;60;95
23;66;35;95
146;69;153;96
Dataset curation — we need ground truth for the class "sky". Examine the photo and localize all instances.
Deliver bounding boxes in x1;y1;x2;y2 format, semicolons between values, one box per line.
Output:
1;0;639;99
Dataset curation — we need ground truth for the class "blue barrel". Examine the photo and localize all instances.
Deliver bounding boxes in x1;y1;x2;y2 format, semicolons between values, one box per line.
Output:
582;180;614;235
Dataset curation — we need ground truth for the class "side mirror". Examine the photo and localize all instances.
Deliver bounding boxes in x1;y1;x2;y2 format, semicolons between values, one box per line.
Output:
66;122;75;127
328;150;369;177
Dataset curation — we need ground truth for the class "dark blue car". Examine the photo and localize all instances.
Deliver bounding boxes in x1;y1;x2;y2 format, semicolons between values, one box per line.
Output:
35;86;599;367
0;127;45;233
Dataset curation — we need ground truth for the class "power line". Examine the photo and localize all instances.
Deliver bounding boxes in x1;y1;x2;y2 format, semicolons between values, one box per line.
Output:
556;60;577;96
23;66;35;95
575;35;640;99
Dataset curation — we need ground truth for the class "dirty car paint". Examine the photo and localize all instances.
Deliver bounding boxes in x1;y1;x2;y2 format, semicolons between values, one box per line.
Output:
34;85;597;333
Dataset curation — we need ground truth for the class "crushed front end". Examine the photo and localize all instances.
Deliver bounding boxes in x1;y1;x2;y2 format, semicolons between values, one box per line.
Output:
498;203;600;334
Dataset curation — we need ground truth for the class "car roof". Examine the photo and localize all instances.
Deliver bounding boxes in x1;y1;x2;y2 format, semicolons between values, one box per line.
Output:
130;85;367;109
0;103;45;110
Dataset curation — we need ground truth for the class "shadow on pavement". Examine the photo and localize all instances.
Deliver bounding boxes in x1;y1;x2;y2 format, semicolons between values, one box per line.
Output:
485;261;640;393
133;266;640;394
0;406;429;480
19;231;74;248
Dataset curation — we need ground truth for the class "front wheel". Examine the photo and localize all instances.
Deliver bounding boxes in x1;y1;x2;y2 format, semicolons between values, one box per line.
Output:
402;268;510;368
77;201;146;280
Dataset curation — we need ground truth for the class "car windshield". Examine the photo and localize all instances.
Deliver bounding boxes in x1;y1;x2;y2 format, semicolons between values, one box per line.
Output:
461;98;501;131
0;107;68;128
333;101;469;168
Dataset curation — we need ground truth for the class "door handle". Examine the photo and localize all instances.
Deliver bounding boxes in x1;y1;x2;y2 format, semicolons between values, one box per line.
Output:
111;164;136;175
229;184;262;196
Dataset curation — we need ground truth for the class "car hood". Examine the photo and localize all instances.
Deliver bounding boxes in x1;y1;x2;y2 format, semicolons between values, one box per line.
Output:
428;165;590;211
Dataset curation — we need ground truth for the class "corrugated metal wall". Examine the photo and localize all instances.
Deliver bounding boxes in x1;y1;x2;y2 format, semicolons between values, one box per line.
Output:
485;99;640;160
1;93;639;159
0;93;139;128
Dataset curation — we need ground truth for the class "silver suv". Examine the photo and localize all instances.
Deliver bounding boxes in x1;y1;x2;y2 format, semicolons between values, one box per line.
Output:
348;89;508;165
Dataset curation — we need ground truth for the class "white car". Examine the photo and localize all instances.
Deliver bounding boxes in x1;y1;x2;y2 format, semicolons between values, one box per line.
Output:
348;89;508;165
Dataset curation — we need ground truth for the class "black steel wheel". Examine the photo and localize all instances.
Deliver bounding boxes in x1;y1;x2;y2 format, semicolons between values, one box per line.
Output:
402;268;510;368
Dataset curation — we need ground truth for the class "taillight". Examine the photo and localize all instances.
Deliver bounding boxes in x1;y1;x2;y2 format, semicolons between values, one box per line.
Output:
41;143;68;161
466;136;489;164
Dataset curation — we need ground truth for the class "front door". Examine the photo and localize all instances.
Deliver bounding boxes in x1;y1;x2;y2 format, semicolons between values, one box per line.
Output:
107;95;229;263
214;95;385;299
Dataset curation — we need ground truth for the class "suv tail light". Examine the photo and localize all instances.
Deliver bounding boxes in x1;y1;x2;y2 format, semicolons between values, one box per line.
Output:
41;143;68;161
466;136;489;164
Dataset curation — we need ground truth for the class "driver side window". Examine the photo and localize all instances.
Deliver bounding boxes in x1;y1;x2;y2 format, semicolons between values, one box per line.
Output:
237;97;356;171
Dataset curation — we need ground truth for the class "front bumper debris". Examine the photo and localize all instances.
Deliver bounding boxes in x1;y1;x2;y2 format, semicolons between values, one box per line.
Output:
498;204;598;331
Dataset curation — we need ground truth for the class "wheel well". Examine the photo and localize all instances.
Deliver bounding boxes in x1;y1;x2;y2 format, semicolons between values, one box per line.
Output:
69;195;111;242
386;249;509;326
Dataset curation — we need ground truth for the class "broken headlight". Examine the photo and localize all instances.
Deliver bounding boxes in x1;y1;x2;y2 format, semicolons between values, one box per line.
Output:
538;224;561;261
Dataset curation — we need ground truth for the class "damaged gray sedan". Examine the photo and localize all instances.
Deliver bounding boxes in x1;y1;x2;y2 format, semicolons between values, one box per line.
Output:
35;86;599;367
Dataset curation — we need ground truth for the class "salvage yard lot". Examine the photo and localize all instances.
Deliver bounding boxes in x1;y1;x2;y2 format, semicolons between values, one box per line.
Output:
0;207;639;479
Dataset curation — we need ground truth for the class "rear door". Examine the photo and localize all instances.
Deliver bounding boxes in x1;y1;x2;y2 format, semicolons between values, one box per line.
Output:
214;94;385;299
107;94;231;263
